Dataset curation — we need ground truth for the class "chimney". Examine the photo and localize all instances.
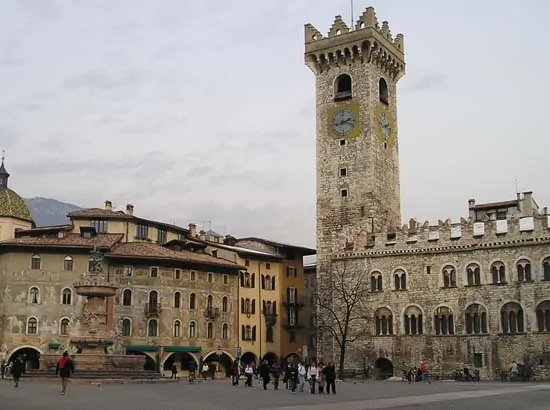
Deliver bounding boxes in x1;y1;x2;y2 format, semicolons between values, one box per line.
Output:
468;198;476;220
199;230;206;241
188;223;197;237
126;204;134;215
105;200;113;210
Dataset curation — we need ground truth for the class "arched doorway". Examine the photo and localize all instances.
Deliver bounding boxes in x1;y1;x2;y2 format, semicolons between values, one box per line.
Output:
262;352;278;365
240;352;257;366
282;353;300;367
125;351;156;371
163;352;197;372
374;358;394;380
8;346;42;370
204;351;234;376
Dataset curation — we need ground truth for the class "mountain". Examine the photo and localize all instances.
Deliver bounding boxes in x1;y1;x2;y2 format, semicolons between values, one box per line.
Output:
24;197;83;227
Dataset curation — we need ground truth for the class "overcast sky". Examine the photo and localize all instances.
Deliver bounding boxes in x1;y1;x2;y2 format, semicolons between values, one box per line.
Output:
1;0;549;248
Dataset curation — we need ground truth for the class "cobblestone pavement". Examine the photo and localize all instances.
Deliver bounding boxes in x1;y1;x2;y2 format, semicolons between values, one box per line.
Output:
0;378;548;410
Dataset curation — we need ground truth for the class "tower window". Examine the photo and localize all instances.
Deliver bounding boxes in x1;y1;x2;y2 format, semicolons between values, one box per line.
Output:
340;189;348;198
339;168;347;177
334;74;352;102
339;139;346;146
379;78;388;105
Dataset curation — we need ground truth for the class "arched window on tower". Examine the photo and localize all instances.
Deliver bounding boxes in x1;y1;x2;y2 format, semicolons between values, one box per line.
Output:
379;78;388;105
334;74;352;102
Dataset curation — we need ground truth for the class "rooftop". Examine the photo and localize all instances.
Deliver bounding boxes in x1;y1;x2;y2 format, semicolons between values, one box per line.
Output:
235;237;316;256
0;233;124;249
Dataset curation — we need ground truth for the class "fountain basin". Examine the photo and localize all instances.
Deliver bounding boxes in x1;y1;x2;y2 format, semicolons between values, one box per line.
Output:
73;281;117;297
40;353;145;372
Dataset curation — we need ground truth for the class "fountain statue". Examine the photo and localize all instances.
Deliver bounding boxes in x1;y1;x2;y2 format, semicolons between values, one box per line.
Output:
41;243;144;372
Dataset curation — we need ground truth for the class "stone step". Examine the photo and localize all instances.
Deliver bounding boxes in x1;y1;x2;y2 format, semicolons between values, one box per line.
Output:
22;370;161;379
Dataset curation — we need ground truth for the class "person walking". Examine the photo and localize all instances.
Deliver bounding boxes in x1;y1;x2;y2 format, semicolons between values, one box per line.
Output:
10;356;25;388
317;362;325;394
298;362;306;392
55;352;75;395
288;363;299;394
323;361;336;395
258;360;271;390
244;363;254;387
308;361;318;394
270;360;282;390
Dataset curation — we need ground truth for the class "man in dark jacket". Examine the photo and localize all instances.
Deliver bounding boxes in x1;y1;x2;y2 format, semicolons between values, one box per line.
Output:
323;362;336;395
11;356;25;388
288;363;299;393
258;360;271;390
56;352;75;395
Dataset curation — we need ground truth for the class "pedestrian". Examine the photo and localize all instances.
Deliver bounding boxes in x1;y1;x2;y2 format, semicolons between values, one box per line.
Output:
323;361;336;395
270;360;282;390
288;363;299;394
231;360;240;386
55;352;75;395
259;360;271;390
188;359;197;384
10;356;25;388
298;362;306;392
308;361;318;393
317;362;325;394
244;363;254;387
170;364;178;380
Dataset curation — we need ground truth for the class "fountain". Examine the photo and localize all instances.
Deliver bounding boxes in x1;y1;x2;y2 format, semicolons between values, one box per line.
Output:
40;244;145;373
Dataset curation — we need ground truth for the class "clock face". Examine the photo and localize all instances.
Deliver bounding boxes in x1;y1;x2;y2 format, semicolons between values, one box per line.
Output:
378;111;391;141
332;109;356;136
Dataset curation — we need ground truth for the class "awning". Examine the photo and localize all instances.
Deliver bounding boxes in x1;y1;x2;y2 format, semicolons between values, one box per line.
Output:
48;343;61;349
163;346;201;353
124;345;160;352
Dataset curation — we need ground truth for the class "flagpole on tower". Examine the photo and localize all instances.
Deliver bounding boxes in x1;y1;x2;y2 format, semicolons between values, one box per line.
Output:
350;0;354;29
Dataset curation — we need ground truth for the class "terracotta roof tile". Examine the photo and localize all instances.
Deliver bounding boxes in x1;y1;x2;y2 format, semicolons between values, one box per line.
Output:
0;233;124;248
108;242;243;269
67;208;133;219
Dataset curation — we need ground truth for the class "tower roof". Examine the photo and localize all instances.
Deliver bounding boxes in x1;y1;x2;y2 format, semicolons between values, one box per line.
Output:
0;154;34;224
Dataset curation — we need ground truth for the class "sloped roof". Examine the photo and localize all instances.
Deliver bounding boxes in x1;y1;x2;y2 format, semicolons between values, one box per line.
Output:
0;233;124;249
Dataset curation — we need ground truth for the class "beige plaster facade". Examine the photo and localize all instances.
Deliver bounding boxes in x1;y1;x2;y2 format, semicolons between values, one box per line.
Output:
307;7;550;381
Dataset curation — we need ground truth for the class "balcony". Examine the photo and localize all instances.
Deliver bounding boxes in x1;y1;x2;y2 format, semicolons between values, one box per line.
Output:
263;310;278;326
204;307;220;320
145;303;162;317
282;318;303;329
282;297;304;308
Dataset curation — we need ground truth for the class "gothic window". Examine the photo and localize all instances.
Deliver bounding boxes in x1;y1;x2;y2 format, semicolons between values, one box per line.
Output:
61;288;72;305
266;326;274;342
393;269;407;290
370;271;383;292
26;317;38;334
29;287;40;304
121;318;131;336
63;256;73;271
374;307;393;336
466;263;481;286
379;78;388;105
222;296;229;313
334;74;352;102
31;254;41;270
173;320;181;337
122;289;132;306
271;276;276;290
252;325;257;341
244;298;251;314
147;319;158;337
189;293;196;310
433;306;455;335
491;262;506;284
516;259;532;282
245;325;251;340
148;290;158;307
442;265;457;288
465;304;488;334
222;323;229;339
403;306;423;335
207;295;213;309
60;318;69;335
244;273;251;288
189;321;196;338
500;302;524;334
174;292;182;309
207;322;214;339
535;301;550;332
543;258;550;281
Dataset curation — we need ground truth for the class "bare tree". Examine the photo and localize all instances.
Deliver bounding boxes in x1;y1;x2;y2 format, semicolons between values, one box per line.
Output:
315;259;370;379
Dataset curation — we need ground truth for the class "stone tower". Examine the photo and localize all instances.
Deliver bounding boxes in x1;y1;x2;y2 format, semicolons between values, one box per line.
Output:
304;8;405;358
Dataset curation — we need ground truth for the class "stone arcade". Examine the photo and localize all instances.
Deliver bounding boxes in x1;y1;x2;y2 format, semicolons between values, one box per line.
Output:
305;7;550;380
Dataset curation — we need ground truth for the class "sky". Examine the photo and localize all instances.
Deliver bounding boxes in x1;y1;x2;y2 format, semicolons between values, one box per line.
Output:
1;0;549;249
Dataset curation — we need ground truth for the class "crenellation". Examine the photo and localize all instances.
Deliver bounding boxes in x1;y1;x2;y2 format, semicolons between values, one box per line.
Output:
355;7;378;30
327;15;350;37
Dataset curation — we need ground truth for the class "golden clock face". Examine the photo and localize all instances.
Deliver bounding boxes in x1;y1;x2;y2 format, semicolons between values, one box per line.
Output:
375;104;396;147
327;103;360;139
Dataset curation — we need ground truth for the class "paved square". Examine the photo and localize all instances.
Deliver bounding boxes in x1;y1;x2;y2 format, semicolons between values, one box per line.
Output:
0;378;548;410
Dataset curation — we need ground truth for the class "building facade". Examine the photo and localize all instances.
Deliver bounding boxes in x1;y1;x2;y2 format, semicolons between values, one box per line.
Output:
306;7;550;380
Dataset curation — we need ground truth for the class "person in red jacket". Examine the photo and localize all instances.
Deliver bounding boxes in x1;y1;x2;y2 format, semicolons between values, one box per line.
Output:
56;352;75;395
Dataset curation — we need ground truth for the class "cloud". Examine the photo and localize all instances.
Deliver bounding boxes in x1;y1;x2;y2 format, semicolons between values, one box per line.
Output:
62;69;153;92
404;73;446;92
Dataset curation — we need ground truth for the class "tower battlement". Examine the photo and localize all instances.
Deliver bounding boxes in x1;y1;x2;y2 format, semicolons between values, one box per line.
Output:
305;7;404;78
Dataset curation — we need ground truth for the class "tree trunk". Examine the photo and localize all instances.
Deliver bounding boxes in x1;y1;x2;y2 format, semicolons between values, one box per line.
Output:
338;345;346;380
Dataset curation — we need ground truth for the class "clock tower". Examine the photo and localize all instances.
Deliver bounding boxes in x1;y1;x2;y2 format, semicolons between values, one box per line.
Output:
305;8;405;257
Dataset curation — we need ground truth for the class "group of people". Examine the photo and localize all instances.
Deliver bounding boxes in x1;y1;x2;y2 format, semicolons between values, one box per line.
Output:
1;352;75;395
230;359;338;395
405;361;430;384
